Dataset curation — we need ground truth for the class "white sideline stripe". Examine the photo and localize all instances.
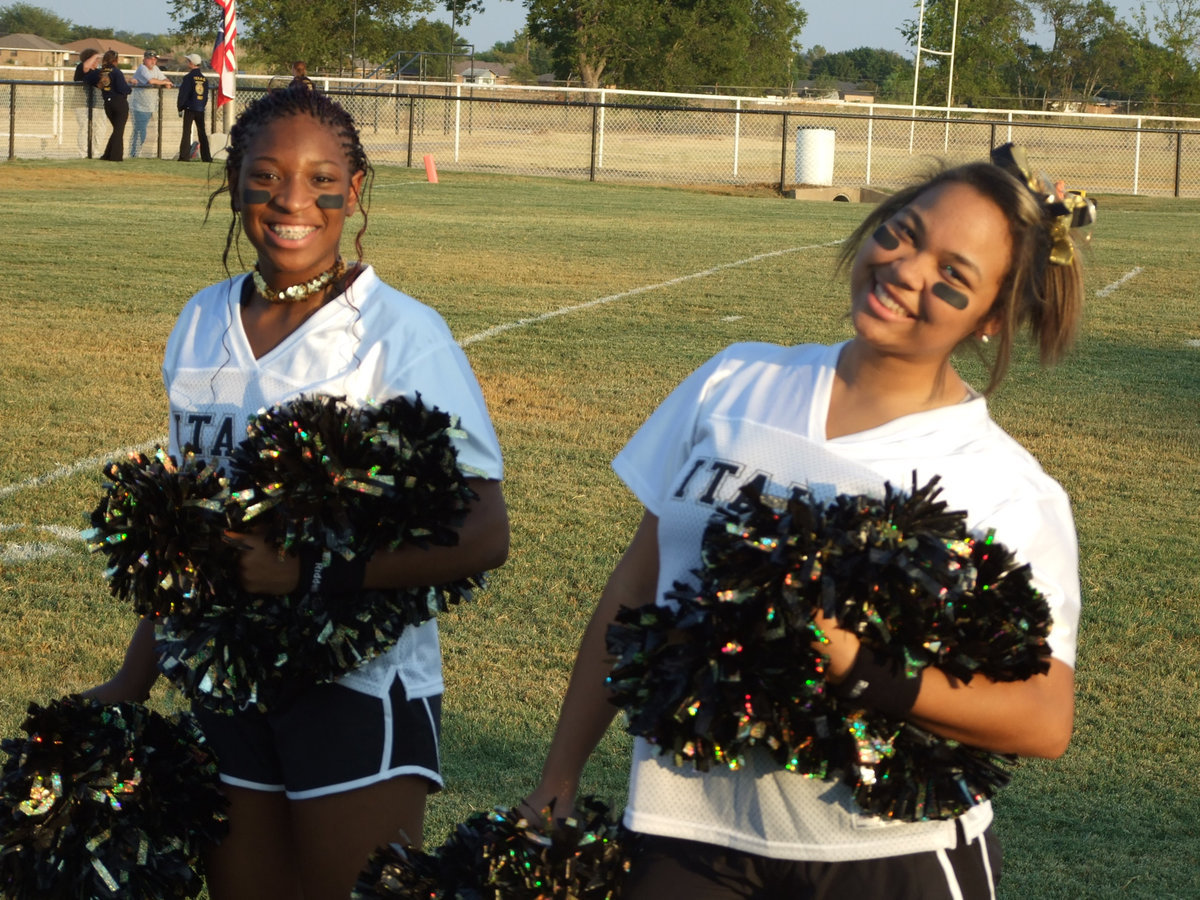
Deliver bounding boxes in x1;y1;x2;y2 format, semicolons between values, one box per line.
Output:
0;240;840;500
1096;267;1143;297
459;241;842;347
0;440;163;501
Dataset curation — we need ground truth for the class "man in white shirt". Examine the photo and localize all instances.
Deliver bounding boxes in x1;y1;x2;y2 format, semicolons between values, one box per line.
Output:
129;50;172;158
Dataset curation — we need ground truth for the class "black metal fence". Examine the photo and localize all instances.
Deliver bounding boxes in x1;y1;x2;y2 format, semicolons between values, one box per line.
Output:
3;73;1198;198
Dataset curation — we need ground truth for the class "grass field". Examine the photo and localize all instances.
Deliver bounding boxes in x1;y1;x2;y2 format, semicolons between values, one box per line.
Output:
0;157;1197;899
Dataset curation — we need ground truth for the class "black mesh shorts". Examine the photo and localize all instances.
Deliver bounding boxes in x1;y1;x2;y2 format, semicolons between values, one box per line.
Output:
193;675;442;799
623;823;1001;900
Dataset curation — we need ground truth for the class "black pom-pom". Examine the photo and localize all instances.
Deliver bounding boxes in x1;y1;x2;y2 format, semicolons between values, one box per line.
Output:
607;475;1054;820
86;396;487;714
84;447;238;619
353;798;630;900
606;587;834;775
949;532;1053;683
839;713;1016;821
0;695;228;900
155;578;485;715
227;393;477;559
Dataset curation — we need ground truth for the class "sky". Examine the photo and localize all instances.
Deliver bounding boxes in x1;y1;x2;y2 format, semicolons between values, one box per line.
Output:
29;1;1151;57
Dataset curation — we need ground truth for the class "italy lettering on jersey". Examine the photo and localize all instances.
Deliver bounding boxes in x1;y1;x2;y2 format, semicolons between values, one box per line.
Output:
172;410;241;468
671;456;780;511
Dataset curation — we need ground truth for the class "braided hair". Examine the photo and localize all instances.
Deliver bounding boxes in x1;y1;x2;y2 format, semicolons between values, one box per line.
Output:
208;83;375;273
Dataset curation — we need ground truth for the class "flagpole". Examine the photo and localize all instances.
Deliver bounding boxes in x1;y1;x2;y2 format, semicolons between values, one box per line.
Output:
213;0;237;133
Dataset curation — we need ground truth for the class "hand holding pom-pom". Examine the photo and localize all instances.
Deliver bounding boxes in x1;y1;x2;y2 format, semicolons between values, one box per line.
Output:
607;475;1054;820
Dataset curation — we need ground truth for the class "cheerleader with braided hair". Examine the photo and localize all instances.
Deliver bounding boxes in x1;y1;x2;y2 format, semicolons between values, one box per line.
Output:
89;84;509;899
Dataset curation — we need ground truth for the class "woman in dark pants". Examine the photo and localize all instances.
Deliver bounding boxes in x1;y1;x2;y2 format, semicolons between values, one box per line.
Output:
85;50;130;161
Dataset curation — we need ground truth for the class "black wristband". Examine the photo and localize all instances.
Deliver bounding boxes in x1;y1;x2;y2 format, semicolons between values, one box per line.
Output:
297;548;368;595
832;648;923;719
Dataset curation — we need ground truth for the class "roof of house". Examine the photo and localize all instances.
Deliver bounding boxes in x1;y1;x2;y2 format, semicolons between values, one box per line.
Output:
63;37;146;57
794;79;874;95
0;33;70;51
454;60;510;77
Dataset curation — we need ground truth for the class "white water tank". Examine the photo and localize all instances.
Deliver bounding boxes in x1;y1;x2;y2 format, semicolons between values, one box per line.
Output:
795;127;835;186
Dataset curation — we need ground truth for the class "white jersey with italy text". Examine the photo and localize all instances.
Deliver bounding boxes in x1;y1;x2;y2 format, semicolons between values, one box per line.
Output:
612;340;1080;861
162;265;504;701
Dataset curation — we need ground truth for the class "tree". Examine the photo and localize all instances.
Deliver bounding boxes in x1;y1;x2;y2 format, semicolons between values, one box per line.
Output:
0;2;72;42
168;0;438;72
1123;0;1200;112
526;0;648;87
527;0;804;90
901;0;1034;106
808;47;912;91
478;28;555;82
1028;0;1125;101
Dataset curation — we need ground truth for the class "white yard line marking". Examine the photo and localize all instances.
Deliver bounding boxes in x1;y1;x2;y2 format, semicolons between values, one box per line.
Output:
1;240;841;502
0;440;163;501
460;241;841;346
1096;267;1143;297
0;523;84;562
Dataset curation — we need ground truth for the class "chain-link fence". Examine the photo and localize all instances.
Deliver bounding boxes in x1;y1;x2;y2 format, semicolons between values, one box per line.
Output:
5;67;1200;197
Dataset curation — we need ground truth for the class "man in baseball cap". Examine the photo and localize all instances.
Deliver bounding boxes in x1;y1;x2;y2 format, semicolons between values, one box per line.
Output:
130;50;173;157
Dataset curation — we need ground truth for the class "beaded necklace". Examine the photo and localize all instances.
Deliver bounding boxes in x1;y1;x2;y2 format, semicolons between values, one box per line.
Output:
252;258;346;303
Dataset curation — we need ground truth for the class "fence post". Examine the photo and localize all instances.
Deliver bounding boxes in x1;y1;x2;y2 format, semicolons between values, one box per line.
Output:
1176;131;1183;197
733;98;741;177
589;102;599;182
454;82;462;163
779;111;790;194
155;86;164;159
989;122;996;152
1134;118;1142;195
8;84;15;160
865;106;874;186
598;89;606;170
406;96;415;168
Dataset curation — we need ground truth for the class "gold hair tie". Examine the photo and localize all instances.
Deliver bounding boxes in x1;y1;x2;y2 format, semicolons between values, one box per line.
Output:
252;258;346;303
990;143;1097;266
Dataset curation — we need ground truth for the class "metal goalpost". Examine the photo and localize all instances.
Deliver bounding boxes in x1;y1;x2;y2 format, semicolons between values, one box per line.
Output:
909;0;959;153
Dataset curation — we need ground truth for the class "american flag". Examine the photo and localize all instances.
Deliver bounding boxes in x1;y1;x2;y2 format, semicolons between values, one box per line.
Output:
211;0;236;107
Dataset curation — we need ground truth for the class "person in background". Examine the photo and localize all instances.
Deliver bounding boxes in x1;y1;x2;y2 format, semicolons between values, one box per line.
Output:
72;48;101;157
177;53;212;163
129;50;173;158
84;50;131;162
291;61;315;91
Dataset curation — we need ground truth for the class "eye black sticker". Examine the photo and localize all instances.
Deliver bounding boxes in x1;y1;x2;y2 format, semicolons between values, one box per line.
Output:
316;194;346;209
932;282;969;310
241;189;270;205
872;225;899;250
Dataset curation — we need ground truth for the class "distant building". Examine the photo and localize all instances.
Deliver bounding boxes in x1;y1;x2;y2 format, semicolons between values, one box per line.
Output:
453;61;511;85
794;80;876;104
0;33;71;67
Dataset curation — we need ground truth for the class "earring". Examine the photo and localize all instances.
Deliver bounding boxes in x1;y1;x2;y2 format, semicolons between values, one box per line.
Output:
979;334;991;344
